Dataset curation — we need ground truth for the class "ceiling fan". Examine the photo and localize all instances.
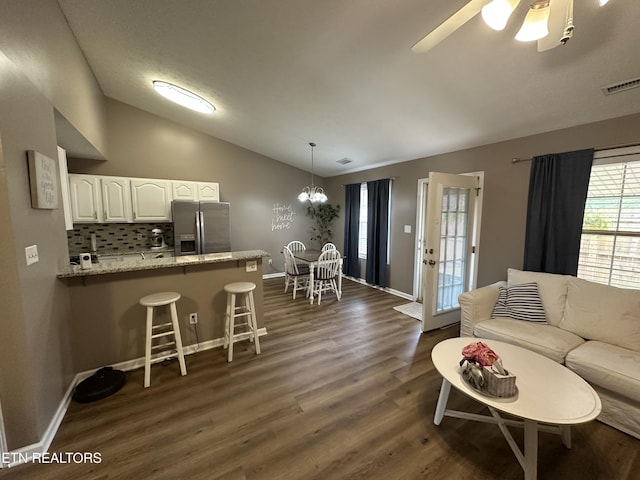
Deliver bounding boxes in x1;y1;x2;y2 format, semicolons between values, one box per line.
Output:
411;0;610;54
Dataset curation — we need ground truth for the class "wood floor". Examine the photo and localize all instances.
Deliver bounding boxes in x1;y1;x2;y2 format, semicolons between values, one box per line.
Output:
1;277;638;479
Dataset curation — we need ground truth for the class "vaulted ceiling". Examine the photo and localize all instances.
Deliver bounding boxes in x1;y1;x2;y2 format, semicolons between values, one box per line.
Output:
57;0;640;176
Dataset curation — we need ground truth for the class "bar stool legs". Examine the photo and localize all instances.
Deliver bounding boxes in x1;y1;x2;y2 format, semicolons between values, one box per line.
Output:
139;291;187;388
224;282;261;362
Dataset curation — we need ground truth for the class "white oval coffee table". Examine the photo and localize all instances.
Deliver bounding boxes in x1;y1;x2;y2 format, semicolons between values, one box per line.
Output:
431;337;601;480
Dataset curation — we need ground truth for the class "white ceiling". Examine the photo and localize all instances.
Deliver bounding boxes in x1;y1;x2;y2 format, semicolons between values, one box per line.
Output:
57;0;640;177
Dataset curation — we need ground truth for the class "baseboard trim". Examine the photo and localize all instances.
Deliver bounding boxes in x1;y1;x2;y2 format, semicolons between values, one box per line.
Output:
1;328;267;469
343;276;413;301
263;272;285;279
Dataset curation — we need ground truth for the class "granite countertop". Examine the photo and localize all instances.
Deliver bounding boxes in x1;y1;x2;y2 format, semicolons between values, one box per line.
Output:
58;250;270;278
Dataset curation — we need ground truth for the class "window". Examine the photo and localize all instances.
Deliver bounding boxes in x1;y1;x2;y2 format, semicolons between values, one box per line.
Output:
358;183;367;258
578;149;640;289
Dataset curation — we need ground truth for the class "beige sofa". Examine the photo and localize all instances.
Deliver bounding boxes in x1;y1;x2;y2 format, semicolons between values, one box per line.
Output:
459;268;640;439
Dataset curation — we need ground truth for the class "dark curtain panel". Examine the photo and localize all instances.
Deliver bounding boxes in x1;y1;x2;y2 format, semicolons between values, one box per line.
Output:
343;183;361;278
366;179;391;287
523;148;594;275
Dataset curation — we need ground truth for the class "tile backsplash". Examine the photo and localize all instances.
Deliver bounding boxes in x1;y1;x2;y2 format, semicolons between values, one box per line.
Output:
68;223;174;255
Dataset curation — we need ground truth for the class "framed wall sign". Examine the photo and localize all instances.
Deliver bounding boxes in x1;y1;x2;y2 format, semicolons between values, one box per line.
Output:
27;150;59;209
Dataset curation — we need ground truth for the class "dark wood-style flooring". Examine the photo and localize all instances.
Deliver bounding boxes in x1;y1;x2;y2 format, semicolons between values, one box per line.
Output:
1;277;637;479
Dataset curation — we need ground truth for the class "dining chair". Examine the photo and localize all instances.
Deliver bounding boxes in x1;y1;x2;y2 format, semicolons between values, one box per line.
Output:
321;242;337;252
283;245;310;299
286;240;306;253
310;249;342;305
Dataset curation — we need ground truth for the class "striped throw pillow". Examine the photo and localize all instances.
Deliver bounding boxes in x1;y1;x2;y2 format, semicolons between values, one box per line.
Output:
491;282;547;323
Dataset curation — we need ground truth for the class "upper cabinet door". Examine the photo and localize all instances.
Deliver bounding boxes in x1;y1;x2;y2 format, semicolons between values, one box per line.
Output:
198;182;220;201
101;177;132;222
68;174;103;223
130;179;172;221
172;181;198;201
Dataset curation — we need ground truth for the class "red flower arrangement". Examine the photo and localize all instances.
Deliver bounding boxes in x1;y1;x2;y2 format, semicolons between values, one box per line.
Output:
461;341;499;367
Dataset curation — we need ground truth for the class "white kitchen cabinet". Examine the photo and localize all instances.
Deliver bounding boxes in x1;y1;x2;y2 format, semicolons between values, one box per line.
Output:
197;182;220;201
172;181;198;201
68;174;103;222
172;181;219;201
69;175;219;224
101;176;132;222
130;178;172;221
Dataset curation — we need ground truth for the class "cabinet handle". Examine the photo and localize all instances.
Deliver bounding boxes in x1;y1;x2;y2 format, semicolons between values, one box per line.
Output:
104;211;107;220
94;211;97;220
133;211;136;220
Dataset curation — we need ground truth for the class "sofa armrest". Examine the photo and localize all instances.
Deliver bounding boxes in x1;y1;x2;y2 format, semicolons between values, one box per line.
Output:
458;281;506;337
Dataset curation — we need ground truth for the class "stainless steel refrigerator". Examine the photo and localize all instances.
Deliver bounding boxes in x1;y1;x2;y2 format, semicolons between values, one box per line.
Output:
171;201;231;255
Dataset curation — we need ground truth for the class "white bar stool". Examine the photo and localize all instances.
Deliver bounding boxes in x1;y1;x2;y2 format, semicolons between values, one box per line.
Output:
139;291;187;387
224;282;261;362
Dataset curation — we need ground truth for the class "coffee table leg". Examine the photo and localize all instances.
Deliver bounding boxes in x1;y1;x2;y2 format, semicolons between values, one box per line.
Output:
560;425;571;448
434;378;451;425
523;419;538;480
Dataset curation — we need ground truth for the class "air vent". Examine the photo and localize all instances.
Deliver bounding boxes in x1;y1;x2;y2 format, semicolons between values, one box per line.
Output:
601;77;640;96
336;158;353;165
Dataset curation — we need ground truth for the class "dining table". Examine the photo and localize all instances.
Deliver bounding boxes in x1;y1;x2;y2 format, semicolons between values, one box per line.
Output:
291;249;343;304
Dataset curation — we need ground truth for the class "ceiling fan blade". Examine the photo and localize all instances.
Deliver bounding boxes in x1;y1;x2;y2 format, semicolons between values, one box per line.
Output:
411;0;491;53
538;0;573;52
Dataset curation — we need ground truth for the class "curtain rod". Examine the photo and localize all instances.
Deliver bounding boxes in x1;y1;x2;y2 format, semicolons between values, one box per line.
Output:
512;142;640;163
341;177;397;187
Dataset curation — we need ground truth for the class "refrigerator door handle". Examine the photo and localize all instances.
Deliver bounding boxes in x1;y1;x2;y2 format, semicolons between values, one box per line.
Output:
195;211;202;254
199;210;205;254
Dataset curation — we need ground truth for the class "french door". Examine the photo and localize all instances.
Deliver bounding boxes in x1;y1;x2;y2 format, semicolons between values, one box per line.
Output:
422;172;482;332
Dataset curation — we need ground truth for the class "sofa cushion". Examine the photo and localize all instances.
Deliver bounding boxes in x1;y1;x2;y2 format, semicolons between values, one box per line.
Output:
491;282;547;323
560;277;640;353
565;341;640;401
474;318;584;364
508;269;569;327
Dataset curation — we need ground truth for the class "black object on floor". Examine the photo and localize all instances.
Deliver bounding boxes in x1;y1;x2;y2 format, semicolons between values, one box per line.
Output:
73;366;126;403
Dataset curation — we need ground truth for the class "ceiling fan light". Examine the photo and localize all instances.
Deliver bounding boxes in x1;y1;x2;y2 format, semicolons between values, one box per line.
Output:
515;4;551;42
153;81;215;114
481;0;521;31
598;0;609;5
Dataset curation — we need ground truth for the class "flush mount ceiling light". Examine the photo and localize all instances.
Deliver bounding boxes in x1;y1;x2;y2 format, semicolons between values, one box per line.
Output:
152;81;215;114
412;0;611;53
298;142;327;203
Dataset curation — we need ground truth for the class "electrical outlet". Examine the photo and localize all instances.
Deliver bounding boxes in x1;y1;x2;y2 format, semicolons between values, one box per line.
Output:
268;258;273;265
189;313;198;324
136;233;143;240
246;260;257;272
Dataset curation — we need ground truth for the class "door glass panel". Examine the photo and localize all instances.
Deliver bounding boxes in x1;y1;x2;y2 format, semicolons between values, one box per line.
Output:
436;187;470;313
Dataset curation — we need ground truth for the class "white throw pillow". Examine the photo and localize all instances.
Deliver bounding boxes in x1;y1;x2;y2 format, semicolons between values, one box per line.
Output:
560;277;640;353
508;269;569;327
491;282;547;323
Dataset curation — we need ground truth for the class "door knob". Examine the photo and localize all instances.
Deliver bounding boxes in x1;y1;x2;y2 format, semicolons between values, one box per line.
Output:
428;260;436;266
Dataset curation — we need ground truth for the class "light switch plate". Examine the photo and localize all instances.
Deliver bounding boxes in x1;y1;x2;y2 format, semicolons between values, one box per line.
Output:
25;245;39;265
246;260;257;272
404;225;412;233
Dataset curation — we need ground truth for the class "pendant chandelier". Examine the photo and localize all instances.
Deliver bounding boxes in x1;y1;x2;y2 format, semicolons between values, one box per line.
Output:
298;142;327;203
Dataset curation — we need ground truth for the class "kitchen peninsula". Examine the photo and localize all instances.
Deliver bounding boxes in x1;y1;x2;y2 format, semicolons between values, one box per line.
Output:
58;250;269;373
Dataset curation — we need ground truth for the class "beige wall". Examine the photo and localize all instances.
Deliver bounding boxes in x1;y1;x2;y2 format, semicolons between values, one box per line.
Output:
0;52;75;449
0;0;108;157
66;260;264;372
325;113;640;295
0;1;107;450
68;99;321;273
